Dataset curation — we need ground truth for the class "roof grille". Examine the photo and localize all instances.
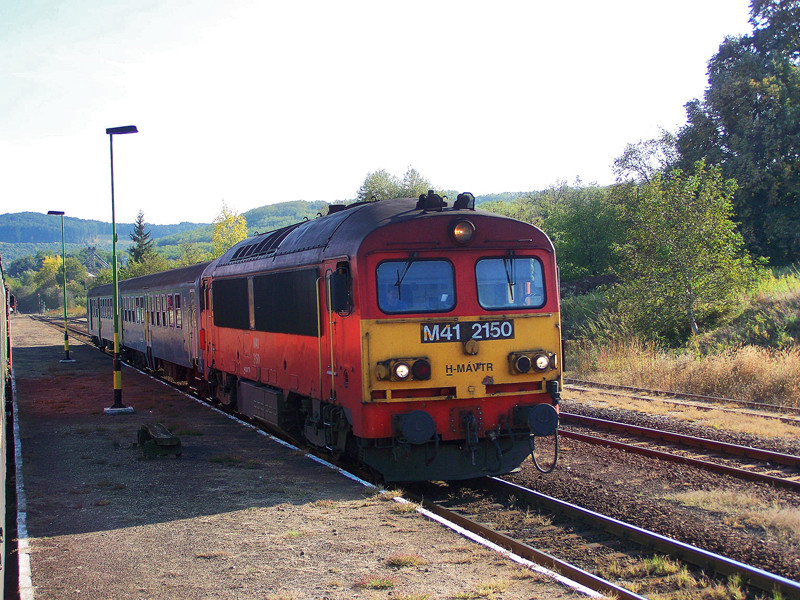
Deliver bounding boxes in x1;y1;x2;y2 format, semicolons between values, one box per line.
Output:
226;222;303;264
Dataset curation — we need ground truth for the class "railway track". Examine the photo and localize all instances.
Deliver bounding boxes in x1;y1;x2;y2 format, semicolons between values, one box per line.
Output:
561;412;800;492
29;315;635;598
484;478;800;599
33;315;800;598
565;377;800;422
409;477;800;600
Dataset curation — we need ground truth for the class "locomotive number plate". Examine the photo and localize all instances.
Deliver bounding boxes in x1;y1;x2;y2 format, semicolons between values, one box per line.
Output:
420;320;514;343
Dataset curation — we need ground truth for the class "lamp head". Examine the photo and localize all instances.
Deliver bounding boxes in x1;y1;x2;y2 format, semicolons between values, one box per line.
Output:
106;125;138;135
47;210;65;216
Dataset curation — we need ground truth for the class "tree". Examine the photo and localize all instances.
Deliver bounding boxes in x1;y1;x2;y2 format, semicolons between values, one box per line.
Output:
129;210;156;263
610;161;758;343
676;0;800;263
613;130;678;184
356;169;401;202
542;185;625;282
398;167;432;198
123;252;170;278
356;166;434;202
211;201;248;258
177;241;210;267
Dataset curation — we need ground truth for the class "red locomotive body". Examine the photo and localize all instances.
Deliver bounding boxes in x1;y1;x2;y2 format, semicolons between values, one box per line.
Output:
200;194;561;481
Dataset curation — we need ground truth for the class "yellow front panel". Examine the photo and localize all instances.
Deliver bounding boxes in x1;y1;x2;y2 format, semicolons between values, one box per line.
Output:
361;313;562;402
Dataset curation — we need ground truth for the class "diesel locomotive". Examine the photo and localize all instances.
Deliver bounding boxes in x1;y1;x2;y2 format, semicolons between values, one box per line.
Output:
88;192;562;481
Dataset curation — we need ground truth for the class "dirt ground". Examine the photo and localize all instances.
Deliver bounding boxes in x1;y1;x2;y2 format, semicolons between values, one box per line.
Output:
10;315;583;600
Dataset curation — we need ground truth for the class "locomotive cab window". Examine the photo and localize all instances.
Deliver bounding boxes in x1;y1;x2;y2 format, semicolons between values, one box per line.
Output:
475;257;545;310
376;259;456;314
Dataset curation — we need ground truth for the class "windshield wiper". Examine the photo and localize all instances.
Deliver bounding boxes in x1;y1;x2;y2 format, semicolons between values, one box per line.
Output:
394;252;418;296
503;252;516;302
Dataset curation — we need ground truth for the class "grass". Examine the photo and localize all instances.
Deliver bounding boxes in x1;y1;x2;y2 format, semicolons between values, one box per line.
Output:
353;576;396;590
665;490;800;544
391;501;419;514
453;579;511;599
597;555;756;599
568;338;800;408
386;553;426;568
564;266;800;408
285;530;304;539
598;554;680;580
574;393;800;439
208;454;261;469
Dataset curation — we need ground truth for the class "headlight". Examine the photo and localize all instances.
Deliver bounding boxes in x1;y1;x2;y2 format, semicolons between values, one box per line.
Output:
377;357;432;381
449;219;475;245
533;353;550;372
393;362;411;380
509;350;556;375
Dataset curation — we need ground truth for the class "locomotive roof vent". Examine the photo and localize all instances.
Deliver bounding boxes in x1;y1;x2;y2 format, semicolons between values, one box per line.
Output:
453;192;476;211
416;189;447;212
225;222;303;265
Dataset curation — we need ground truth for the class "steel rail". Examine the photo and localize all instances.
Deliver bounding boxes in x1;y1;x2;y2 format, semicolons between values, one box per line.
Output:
489;478;800;600
560;429;800;492
561;412;800;469
407;493;648;600
565;377;800;417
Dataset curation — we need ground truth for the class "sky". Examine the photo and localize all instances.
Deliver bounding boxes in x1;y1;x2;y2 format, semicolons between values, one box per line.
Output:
1;0;752;225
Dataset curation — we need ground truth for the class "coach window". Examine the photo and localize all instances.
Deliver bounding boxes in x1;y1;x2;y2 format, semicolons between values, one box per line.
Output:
167;294;174;327
475;256;545;310
175;294;182;328
161;294;167;327
376;259;456;314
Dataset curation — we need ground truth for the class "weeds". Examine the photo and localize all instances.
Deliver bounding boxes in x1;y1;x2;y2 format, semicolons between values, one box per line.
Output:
353;576;396;590
386;553;426;568
391;501;418;514
208;454;261;469
285;530;304;539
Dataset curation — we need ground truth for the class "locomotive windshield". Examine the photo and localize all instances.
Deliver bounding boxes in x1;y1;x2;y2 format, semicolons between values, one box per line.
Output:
475;257;545;309
376;259;455;314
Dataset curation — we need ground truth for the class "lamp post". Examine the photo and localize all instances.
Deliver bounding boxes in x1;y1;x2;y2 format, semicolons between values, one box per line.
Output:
47;210;75;363
105;125;138;415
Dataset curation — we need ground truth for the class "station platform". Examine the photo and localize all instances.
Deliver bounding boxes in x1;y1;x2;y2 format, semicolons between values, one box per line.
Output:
10;315;576;599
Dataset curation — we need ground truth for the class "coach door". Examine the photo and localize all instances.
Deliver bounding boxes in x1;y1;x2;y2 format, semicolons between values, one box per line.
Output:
325;261;352;402
144;294;154;369
187;289;198;367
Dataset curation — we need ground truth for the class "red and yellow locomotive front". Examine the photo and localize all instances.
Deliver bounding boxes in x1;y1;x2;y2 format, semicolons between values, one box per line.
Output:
347;195;561;480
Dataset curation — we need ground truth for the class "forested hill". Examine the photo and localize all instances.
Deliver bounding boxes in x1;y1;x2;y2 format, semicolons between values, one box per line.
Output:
0;194;511;247
0;194;518;263
0;211;201;245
